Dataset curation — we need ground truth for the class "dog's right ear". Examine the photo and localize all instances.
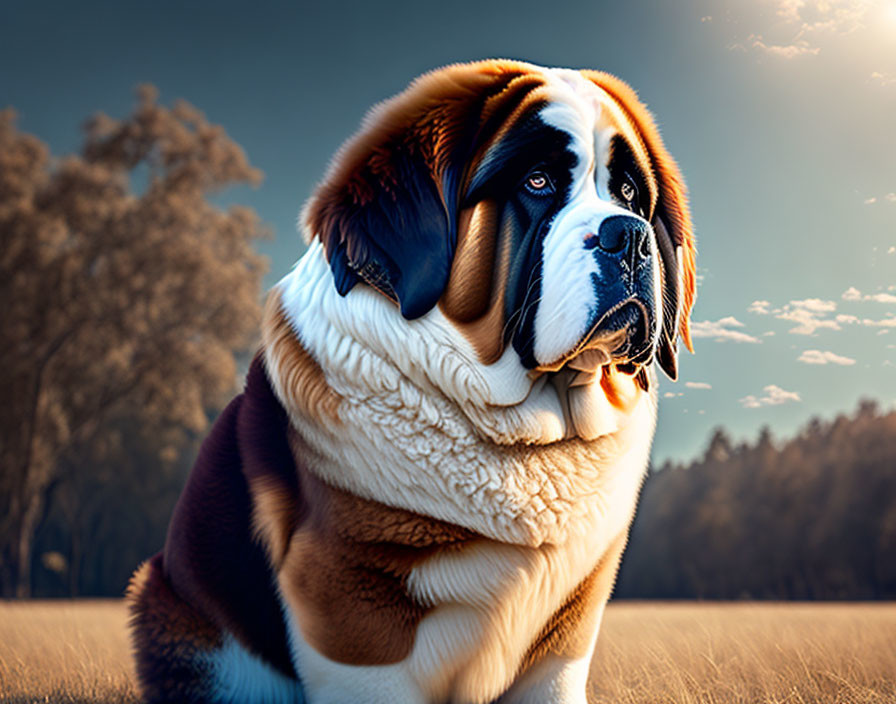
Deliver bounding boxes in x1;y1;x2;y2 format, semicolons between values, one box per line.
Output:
303;62;532;320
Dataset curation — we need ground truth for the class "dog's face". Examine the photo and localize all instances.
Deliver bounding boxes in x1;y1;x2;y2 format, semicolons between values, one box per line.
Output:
299;61;695;447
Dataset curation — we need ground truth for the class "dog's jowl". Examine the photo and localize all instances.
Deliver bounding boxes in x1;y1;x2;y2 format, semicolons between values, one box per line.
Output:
128;59;696;704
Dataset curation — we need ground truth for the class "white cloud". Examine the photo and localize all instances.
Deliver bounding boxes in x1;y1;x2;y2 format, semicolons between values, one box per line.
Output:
871;71;896;86
863;193;896;203
685;381;713;390
748;300;772;314
777;0;871;33
726;0;879;68
842;287;896;304
740;384;802;408
663;391;683;398
777;312;837;335
690;317;762;343
888;246;895;254
750;289;895;337
774;0;804;23
747;34;820;58
775;298;841;335
790;298;837;313
797;349;857;365
862;317;896;328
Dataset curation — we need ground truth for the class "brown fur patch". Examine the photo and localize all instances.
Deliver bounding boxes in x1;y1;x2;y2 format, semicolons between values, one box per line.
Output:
519;530;629;671
127;556;221;649
249;476;300;569
127;554;221;702
441;200;499;322
599;365;642;413
441;202;515;364
278;429;477;666
262;288;342;425
583;71;697;351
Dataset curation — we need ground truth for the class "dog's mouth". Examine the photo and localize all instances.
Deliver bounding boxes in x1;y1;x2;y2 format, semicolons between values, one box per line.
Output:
529;302;653;441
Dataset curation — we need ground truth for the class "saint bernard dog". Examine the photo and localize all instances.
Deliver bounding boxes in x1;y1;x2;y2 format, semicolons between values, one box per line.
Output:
128;59;696;703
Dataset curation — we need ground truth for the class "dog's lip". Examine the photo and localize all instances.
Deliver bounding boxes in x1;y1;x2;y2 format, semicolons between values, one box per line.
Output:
531;298;654;379
528;328;650;384
545;359;646;398
531;327;628;375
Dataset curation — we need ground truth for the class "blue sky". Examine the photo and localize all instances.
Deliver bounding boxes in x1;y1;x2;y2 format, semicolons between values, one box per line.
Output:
3;0;894;463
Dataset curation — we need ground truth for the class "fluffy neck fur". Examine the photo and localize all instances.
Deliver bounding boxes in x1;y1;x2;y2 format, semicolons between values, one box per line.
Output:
263;241;657;547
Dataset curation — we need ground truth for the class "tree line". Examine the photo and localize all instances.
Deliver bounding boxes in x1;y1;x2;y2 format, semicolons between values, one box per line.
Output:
616;400;896;600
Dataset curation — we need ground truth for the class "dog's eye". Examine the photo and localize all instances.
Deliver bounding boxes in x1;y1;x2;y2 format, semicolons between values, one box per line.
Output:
618;174;644;215
524;171;554;195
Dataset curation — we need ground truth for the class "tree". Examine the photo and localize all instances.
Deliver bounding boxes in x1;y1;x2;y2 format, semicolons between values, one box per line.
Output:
0;86;268;597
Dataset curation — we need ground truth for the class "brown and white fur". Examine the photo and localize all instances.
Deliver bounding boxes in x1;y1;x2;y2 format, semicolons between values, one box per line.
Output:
128;59;696;704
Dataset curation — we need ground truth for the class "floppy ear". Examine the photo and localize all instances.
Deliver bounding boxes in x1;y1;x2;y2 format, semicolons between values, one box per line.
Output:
302;62;533;320
582;71;697;380
304;114;453;319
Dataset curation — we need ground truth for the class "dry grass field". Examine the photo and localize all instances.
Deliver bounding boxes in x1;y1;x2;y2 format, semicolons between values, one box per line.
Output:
0;601;894;703
590;603;896;704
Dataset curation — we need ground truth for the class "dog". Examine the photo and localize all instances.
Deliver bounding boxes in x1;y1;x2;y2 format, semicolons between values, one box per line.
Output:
128;59;696;704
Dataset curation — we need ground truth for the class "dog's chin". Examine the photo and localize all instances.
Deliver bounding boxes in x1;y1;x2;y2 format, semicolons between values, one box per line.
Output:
531;320;652;441
525;337;652;444
549;362;647;441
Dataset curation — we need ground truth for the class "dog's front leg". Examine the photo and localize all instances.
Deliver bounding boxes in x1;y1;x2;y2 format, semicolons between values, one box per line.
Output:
494;650;597;704
496;529;628;704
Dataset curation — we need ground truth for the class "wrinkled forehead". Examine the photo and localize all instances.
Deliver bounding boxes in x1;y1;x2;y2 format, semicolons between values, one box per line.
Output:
536;67;654;181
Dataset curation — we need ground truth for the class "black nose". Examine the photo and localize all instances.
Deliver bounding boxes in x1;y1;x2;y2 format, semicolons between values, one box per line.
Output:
585;215;651;261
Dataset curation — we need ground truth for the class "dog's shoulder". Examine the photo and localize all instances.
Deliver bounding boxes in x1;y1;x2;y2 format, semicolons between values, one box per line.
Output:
161;356;299;679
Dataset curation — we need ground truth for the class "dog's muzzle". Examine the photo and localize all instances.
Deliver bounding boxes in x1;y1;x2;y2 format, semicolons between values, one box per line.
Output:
582;214;658;366
524;214;659;440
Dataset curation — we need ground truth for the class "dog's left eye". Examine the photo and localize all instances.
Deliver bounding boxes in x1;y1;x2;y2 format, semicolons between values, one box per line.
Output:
524;170;555;195
618;174;644;215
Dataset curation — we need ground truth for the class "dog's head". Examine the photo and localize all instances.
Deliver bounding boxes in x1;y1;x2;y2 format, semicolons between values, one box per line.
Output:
299;60;695;444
